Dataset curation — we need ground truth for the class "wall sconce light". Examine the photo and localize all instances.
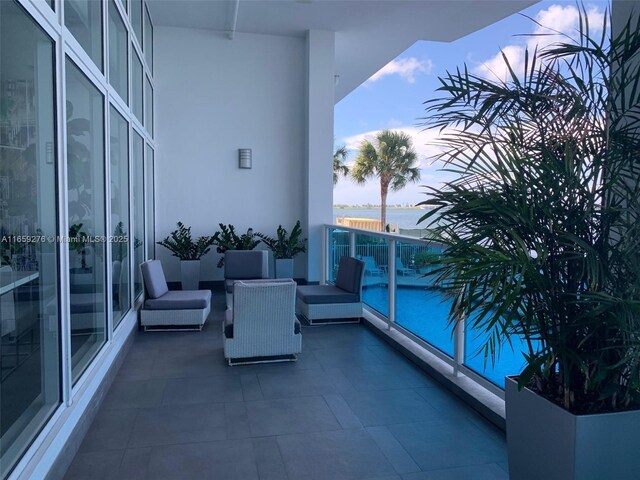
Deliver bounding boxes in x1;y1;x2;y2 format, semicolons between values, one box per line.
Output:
238;148;252;169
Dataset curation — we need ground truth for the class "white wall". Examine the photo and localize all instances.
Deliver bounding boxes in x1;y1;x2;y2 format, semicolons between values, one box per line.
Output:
155;27;307;281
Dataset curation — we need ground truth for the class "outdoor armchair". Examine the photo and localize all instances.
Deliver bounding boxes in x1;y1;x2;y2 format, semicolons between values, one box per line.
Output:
296;256;365;325
140;260;211;331
223;279;301;365
224;250;269;309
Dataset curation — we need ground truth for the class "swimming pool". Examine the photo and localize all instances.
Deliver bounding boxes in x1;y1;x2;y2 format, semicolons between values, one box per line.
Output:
362;285;528;388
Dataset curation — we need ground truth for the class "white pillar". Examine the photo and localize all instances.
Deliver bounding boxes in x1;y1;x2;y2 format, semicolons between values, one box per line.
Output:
305;30;335;283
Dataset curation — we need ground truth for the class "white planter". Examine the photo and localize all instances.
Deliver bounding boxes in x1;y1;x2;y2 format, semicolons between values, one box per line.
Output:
180;260;201;290
506;376;640;480
275;258;294;279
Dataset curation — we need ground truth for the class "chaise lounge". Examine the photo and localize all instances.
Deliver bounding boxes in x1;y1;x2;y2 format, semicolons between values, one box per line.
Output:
140;260;212;331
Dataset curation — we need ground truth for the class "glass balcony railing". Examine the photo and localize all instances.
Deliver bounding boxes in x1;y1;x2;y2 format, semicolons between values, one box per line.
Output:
325;224;526;394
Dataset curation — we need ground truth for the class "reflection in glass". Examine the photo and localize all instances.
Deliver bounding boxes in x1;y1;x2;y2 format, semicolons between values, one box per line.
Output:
66;59;106;383
132;50;143;122
0;3;60;476
64;0;103;71
132;132;144;297
144;76;153;136
144;4;153;71
131;0;142;45
355;233;389;316
145;145;154;259
108;0;128;104
109;107;130;328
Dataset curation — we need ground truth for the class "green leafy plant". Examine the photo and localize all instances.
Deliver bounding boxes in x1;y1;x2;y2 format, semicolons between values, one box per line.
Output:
211;224;260;268
256;221;307;260
157;222;214;261
69;223;89;270
417;6;640;414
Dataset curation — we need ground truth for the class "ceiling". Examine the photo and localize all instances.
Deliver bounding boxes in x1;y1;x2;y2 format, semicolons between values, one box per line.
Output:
147;0;538;101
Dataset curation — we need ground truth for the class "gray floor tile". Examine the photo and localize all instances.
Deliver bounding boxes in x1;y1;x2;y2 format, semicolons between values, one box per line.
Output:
118;448;152;480
103;379;166;410
128;403;227;448
147;439;259;480
340;363;433;392
115;355;156;382
64;450;124;480
414;387;476;420
367;426;420;474
79;408;137;453
277;429;396;480
245;396;340;437
251;437;289;480
313;345;386;369
240;374;263;401
388;419;507;472
162;374;243;405
323;394;363;429
257;369;337;399
225;402;252;439
401;463;509;479
151;349;230;378
341;389;441;426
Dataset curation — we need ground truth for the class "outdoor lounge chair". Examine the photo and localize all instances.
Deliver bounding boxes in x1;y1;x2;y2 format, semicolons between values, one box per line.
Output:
361;256;384;276
140;260;211;331
295;256;365;325
396;257;417;276
223;279;301;365
224;250;269;309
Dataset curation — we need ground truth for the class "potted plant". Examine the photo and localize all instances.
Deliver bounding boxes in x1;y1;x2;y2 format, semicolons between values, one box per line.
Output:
211;224;260;268
418;6;640;480
157;222;214;290
257;221;307;278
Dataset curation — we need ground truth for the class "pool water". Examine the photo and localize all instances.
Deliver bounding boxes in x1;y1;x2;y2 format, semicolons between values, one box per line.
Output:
363;286;528;387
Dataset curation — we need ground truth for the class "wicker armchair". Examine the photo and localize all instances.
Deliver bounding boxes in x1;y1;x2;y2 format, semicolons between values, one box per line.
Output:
223;279;301;365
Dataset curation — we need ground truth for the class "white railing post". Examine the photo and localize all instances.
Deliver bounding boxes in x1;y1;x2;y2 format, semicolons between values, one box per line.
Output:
321;226;328;285
453;316;465;376
349;231;356;258
388;239;396;331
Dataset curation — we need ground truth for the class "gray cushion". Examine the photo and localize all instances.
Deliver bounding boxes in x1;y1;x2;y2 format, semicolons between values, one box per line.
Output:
296;285;359;305
141;260;169;299
224;250;267;279
144;290;211;310
335;257;365;294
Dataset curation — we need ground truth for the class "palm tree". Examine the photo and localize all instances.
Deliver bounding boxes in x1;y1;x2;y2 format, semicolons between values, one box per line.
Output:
333;145;349;185
352;130;420;229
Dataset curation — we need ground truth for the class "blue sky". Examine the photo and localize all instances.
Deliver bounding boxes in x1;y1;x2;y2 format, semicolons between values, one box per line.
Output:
333;1;608;206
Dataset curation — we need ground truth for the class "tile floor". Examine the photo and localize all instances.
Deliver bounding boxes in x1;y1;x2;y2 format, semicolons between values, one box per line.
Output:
64;296;509;480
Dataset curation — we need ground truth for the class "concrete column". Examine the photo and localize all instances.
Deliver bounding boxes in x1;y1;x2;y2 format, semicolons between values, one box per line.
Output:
305;30;335;283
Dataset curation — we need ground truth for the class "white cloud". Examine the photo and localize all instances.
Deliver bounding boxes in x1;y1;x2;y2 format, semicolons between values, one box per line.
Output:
473;3;605;81
474;45;526;83
367;57;433;84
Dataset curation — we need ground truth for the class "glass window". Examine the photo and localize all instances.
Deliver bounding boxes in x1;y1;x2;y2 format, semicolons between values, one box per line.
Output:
144;4;153;71
131;0;142;46
145;145;154;259
109;106;130;327
131;49;143;122
66;59;106;384
0;3;60;476
132;132;144;297
64;0;103;71
108;0;128;104
144;76;153;136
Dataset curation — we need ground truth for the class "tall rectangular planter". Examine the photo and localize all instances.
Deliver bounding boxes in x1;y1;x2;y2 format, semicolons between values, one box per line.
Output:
180;260;201;290
506;376;640;480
